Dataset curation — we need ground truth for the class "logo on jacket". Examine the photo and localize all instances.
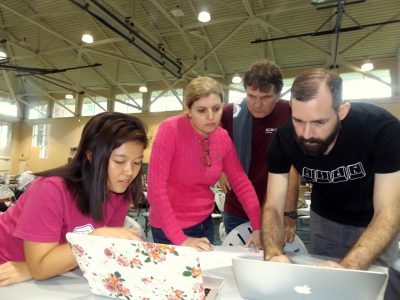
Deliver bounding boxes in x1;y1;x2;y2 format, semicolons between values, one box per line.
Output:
265;128;277;133
233;103;241;118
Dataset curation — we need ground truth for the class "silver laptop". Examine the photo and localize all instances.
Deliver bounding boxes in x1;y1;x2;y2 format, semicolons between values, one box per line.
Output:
66;233;224;300
232;255;387;300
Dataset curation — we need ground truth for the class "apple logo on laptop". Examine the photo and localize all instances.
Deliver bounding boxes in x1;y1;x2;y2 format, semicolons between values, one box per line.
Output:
294;285;312;295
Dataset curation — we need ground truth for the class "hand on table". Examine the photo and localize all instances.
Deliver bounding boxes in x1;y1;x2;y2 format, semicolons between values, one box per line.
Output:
244;229;262;252
265;254;291;264
318;260;344;269
0;261;32;286
90;227;143;241
183;237;213;252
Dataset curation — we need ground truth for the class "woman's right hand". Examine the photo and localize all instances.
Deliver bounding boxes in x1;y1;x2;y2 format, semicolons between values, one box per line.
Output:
90;227;143;241
218;172;231;193
182;237;214;252
0;261;31;287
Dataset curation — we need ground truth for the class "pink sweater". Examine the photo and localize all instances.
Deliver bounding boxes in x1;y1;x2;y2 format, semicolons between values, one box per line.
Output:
147;115;260;245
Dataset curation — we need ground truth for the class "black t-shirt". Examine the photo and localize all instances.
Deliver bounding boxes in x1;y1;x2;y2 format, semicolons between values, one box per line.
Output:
268;102;400;226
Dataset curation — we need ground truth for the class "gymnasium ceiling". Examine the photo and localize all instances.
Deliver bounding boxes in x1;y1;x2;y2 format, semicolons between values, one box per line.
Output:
0;0;399;111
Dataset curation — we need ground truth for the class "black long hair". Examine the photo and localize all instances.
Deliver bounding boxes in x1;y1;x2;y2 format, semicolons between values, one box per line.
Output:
35;112;148;221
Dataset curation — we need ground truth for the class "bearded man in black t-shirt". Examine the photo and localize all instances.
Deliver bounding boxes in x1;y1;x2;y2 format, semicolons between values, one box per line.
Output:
262;68;400;300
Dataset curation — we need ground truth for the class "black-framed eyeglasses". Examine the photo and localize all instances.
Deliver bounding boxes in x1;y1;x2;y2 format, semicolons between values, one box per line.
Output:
199;137;211;167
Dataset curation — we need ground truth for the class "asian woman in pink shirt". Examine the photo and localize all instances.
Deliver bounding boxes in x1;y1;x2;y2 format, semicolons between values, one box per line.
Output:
0;112;147;286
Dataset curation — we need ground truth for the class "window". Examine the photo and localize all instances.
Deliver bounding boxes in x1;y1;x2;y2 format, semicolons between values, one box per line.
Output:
275;70;391;101
0;121;12;156
150;89;183;112
28;103;48;119
228;81;293;102
32;123;50;159
53;98;76;118
82;96;107;116
0;96;17;117
228;84;245;104
281;78;294;101
341;69;392;100
114;93;142;113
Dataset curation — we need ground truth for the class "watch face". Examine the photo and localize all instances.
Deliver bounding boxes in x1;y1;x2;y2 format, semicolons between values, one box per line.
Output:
285;211;297;219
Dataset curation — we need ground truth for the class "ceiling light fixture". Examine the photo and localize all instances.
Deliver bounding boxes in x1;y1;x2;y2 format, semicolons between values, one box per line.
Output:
81;32;94;44
73;0;182;78
65;93;74;100
198;10;211;23
232;73;241;84
0;49;7;59
139;85;148;93
170;5;184;17
361;60;374;72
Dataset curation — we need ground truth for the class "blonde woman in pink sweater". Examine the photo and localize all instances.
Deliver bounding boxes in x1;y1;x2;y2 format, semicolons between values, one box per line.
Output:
147;77;261;251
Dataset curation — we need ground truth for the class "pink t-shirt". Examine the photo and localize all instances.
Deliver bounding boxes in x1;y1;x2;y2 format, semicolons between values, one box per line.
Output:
147;115;261;245
0;176;129;263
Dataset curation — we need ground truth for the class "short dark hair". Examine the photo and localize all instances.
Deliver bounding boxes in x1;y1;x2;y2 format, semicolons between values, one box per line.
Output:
291;68;343;110
243;61;283;94
36;112;148;221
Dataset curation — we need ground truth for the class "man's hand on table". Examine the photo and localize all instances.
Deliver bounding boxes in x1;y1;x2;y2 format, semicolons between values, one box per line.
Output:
265;254;291;264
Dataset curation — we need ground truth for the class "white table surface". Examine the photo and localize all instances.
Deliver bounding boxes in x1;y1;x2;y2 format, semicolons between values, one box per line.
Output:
0;246;387;300
0;246;250;300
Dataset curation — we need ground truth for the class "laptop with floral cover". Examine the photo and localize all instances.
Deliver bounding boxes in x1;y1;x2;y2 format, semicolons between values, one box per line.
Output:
66;232;223;300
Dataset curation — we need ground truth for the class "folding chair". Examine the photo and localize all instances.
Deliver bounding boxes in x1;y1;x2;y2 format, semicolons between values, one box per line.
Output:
222;221;308;254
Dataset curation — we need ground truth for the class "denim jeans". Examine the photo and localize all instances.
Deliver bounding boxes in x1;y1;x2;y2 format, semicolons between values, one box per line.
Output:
384;264;400;300
309;210;399;266
223;211;249;234
310;210;400;300
151;215;214;245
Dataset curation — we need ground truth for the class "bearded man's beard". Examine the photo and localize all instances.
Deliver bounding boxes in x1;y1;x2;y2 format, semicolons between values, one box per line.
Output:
295;120;341;156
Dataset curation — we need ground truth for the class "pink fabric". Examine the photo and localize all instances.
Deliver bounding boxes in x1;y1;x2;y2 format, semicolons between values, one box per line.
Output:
147;115;260;245
0;176;129;263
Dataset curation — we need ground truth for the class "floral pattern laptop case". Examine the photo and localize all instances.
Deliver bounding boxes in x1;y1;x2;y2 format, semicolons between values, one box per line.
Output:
66;233;207;300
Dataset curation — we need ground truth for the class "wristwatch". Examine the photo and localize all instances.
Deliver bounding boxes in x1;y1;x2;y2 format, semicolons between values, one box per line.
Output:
284;211;298;219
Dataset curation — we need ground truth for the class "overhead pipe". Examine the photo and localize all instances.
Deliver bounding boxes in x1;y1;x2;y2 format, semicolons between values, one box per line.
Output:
251;19;400;44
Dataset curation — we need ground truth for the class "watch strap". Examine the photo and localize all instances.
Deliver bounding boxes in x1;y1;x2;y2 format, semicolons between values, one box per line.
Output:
284;211;298;219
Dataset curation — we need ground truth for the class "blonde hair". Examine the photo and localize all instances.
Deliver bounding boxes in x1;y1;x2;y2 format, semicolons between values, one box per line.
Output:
184;77;224;109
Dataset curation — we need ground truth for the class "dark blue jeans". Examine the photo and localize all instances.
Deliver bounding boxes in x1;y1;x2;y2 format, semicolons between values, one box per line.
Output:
151;215;214;245
384;265;400;300
223;211;249;234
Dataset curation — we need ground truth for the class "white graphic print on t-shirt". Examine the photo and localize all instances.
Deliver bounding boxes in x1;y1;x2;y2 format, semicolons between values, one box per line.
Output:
302;162;366;184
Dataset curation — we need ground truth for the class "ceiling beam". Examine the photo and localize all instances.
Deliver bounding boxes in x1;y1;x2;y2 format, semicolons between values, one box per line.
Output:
149;0;197;57
340;12;400;55
241;0;266;61
159;2;312;34
0;5;113;95
150;19;249;104
27;77;77;116
2;70;22;119
343;61;395;89
186;0;225;75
